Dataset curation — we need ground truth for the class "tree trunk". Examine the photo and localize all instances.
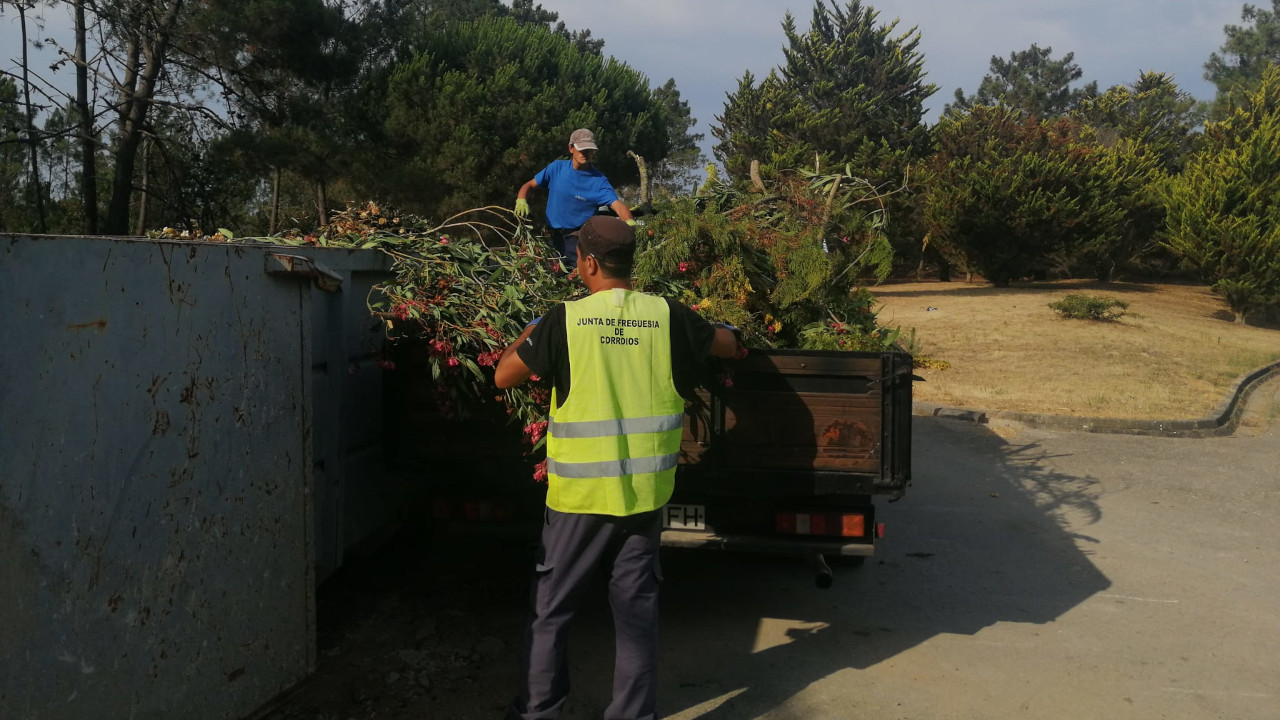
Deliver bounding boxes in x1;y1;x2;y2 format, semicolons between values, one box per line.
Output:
136;137;150;233
103;0;185;235
316;180;327;226
75;0;98;234
1094;261;1115;283
626;151;650;205
749;160;764;192
18;5;47;233
269;166;281;234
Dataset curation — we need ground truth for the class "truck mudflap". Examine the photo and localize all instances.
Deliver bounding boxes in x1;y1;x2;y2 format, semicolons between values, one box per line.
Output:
660;529;876;556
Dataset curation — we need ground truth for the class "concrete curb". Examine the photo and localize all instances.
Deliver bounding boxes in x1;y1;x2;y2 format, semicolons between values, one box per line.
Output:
913;360;1280;438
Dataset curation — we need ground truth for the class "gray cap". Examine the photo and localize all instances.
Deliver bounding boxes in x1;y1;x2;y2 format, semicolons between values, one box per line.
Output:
569;128;598;151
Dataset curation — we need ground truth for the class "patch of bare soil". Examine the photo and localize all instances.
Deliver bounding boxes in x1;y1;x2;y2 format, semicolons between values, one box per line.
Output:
873;279;1280;419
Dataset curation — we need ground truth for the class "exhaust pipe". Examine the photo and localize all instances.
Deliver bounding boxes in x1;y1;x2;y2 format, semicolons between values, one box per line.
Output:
812;553;833;589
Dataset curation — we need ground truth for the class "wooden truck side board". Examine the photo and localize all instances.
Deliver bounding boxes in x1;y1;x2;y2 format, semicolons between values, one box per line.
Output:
679;348;911;491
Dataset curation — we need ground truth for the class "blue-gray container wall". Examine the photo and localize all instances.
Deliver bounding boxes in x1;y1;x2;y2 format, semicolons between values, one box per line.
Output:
0;236;395;719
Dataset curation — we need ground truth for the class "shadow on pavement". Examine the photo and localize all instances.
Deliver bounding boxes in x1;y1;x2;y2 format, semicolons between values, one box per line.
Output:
262;416;1112;720
654;416;1111;720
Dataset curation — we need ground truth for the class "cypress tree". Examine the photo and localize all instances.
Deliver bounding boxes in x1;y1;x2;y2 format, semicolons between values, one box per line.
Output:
1164;65;1280;322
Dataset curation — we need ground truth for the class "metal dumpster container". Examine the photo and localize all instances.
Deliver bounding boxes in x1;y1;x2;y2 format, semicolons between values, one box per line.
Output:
0;235;395;720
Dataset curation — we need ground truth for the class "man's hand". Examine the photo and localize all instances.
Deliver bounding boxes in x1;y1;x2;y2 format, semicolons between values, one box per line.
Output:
515;198;530;219
710;323;747;360
495;323;538;388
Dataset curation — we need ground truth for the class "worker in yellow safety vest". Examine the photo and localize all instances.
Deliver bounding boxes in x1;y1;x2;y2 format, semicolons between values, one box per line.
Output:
495;215;743;720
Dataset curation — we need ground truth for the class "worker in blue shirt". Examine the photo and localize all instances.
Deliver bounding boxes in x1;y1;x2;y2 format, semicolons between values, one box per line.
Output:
515;128;635;269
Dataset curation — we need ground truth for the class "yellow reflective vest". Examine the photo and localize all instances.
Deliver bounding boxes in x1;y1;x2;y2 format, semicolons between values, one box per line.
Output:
546;288;685;515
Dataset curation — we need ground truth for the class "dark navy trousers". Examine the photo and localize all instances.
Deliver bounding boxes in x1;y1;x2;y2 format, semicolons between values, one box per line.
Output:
509;507;663;720
549;228;581;270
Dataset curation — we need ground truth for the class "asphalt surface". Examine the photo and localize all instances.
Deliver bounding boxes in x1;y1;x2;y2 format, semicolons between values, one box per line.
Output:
267;384;1280;720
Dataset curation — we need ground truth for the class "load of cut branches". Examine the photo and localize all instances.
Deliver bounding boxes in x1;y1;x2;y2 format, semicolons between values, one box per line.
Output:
169;169;905;470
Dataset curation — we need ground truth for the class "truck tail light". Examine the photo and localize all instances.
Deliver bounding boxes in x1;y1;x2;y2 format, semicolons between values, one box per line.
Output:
775;512;867;538
775;513;796;534
841;514;865;538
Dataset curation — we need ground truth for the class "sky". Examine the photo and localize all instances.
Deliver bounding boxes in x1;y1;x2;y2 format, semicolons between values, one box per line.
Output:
542;0;1249;159
1;0;1253;163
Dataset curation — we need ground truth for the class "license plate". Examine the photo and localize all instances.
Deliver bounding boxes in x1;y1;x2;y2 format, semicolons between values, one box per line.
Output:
663;504;706;530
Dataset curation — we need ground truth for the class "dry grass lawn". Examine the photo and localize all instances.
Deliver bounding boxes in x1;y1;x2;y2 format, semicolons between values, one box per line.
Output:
872;279;1280;420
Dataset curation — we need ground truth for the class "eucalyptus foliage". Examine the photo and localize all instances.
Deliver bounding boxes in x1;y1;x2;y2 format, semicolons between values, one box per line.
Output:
635;169;897;350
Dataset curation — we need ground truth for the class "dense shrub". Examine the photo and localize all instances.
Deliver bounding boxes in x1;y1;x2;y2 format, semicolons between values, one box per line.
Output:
924;107;1145;286
1048;293;1130;321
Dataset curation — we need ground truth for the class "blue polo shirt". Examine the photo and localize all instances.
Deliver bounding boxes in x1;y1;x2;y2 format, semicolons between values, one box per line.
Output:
535;159;619;230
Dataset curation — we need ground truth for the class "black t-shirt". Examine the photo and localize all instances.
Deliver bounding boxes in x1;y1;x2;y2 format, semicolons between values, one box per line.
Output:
516;296;718;408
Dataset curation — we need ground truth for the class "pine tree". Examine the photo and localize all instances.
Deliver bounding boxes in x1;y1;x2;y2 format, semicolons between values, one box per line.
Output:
948;44;1097;119
370;16;669;219
713;0;935;181
0;78;29;231
1205;1;1280;116
649;79;706;196
1076;71;1202;173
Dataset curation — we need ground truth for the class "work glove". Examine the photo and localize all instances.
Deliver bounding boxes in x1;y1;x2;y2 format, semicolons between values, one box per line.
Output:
515;198;530;219
624;218;637;227
527;315;542;328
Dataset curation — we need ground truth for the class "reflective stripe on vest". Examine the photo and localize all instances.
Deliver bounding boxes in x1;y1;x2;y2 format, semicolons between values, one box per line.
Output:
549;413;684;439
547;452;681;479
545;288;685;516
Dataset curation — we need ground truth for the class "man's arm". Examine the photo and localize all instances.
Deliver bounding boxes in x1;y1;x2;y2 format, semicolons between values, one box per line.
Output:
609;199;634;222
516;178;541;219
669;299;744;361
710;326;743;359
494;324;537;389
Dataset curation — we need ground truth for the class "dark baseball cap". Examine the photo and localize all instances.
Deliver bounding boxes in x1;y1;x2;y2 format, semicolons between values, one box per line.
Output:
577;216;635;263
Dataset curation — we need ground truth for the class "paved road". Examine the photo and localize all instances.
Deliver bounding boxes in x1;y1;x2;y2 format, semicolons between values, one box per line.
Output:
269;406;1280;720
653;417;1280;720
